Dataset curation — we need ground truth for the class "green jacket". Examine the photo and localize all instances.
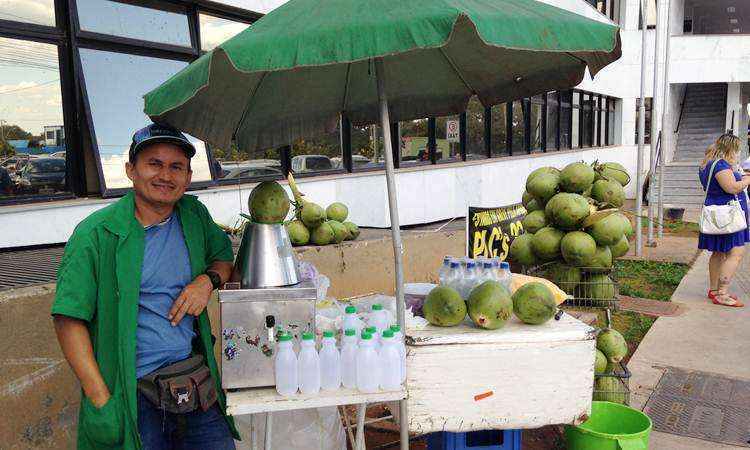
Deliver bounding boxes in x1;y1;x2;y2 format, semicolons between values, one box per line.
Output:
51;191;239;449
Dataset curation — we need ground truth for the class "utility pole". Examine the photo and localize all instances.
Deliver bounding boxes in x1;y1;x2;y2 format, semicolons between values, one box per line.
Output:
635;0;649;257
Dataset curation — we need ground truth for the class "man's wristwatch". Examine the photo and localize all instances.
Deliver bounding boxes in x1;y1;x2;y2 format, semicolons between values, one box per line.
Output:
205;270;223;290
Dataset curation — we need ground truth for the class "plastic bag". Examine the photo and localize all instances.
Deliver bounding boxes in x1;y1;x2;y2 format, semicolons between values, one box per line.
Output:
234;407;346;450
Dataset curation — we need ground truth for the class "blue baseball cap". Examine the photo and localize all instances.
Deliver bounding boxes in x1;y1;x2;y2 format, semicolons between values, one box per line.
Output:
129;123;196;162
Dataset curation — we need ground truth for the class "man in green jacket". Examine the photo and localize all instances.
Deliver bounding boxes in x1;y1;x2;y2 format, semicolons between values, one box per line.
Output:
52;124;239;449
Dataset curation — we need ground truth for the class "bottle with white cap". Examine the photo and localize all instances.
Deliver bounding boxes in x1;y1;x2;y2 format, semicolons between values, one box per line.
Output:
297;332;320;395
379;330;402;390
274;333;298;397
389;324;406;383
319;330;341;391
340;329;358;389
356;332;380;393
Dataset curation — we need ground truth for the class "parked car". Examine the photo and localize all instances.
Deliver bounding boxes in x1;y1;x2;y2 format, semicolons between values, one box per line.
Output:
330;155;372;169
50;151;66;159
16;157;66;193
223;166;283;179
291;154;333;173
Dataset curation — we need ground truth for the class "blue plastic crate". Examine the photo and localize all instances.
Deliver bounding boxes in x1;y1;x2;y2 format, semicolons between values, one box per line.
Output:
426;430;522;450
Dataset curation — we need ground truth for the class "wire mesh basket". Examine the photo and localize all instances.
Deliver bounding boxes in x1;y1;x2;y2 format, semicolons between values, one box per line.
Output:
593;361;631;405
524;263;619;310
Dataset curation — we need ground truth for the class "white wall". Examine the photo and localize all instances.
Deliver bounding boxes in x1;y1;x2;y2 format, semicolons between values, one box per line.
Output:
669;35;750;84
0;145;641;249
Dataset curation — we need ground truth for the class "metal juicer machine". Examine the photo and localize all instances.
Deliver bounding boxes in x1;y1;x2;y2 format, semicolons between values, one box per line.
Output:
219;222;316;390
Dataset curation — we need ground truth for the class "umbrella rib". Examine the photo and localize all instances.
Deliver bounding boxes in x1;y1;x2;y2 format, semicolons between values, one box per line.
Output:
233;71;268;143
341;62;352;113
438;47;476;95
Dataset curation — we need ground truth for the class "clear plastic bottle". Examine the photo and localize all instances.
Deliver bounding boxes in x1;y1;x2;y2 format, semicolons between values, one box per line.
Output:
319;331;341;391
297;332;321;395
444;261;462;290
460;261;479;298
480;261;495;284
389;324;406;383
438;256;452;285
274;333;298;397
356;332;380;393
497;261;512;290
379;330;402;390
341;329;358;389
341;305;361;336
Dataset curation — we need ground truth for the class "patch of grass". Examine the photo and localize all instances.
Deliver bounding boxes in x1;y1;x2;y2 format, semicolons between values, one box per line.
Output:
640;218;699;236
614;260;690;301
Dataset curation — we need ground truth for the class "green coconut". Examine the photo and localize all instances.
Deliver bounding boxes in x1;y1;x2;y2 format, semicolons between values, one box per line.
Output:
467;281;514;330
586;246;613;273
610;235;630;259
285;220;310;246
527;166;560;183
512;282;557;325
595;349;608;374
597;328;628;363
559;162;596;194
588;214;625;246
424;286;467;327
594;376;627;404
561;231;597;266
531;227;565;262
327;220;349;243
326;202;349;222
522;191;535;207
577;273;616;305
522;210;549;234
526;172;560;204
248;181;291;223
544;263;582;295
591;179;625;208
310;222;335;246
595;162;630;187
343;221;360;240
526;198;544;213
615;213;634;238
545;193;591;230
299;202;327;229
509;234;537;266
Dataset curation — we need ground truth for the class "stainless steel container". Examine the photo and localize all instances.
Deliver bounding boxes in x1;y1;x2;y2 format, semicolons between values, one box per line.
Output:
239;222;300;288
219;282;316;390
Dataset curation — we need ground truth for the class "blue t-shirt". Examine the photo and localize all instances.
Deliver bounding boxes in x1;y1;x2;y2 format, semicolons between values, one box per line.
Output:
136;212;195;379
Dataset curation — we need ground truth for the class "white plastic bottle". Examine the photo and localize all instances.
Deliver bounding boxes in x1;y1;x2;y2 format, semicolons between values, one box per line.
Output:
274;333;298;397
364;325;380;349
389;324;406;383
341;305;361;335
379;330;402;390
370;304;389;336
356;332;380;393
341;329;358;389
438;256;452;284
319;330;341;391
297;332;321;395
497;261;512;289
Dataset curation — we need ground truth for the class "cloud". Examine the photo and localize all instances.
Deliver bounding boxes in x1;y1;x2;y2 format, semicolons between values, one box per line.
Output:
0;0;55;25
200;15;249;50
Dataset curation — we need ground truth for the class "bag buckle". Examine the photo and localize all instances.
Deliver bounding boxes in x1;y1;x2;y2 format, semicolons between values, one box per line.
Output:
170;383;191;405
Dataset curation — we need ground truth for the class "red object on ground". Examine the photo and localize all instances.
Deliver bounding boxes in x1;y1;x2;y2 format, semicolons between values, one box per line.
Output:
474;391;494;401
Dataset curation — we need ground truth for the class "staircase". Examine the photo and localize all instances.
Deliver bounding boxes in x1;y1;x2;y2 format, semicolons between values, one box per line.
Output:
652;83;727;208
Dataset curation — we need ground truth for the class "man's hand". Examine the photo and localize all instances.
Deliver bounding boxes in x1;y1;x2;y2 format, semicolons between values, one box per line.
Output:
169;275;213;326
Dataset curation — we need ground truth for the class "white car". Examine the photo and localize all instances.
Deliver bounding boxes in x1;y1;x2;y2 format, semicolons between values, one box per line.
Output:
291;155;333;173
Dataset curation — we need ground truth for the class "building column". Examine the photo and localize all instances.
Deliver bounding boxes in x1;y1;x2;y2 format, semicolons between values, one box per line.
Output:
726;82;742;135
619;98;636;147
740;83;750;160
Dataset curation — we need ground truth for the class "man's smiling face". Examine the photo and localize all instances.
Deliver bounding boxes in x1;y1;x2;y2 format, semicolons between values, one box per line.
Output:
125;143;192;207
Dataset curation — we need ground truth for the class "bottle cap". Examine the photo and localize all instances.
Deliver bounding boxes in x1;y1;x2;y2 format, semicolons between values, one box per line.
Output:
466;261;476;268
500;261;510;269
450;261;460;268
372;304;383;311
323;331;334;338
302;332;314;340
483;262;493;268
345;305;356;314
382;330;394;338
361;332;372;340
366;326;376;334
278;334;292;342
390;324;401;333
345;329;356;336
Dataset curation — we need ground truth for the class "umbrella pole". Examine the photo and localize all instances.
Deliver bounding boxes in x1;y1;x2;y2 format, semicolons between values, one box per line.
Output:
374;57;409;450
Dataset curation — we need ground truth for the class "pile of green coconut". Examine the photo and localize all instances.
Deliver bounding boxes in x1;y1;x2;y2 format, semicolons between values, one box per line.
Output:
246;175;360;246
594;327;629;403
508;161;633;305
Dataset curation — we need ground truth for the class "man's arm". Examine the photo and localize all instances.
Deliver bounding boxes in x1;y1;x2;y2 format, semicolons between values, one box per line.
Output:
53;316;110;407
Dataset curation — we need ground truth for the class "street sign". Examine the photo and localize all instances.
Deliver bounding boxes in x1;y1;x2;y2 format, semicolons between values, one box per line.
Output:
446;119;459;143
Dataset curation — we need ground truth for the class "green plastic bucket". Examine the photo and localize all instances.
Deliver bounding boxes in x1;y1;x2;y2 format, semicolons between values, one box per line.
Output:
565;401;652;450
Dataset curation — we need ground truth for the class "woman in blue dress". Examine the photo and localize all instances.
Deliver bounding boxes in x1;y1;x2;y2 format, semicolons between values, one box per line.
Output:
699;133;750;307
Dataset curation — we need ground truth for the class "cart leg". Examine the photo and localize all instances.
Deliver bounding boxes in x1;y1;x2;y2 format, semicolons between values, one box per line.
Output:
340;406;357;449
251;414;258;450
264;412;273;450
399;400;408;450
355;403;367;450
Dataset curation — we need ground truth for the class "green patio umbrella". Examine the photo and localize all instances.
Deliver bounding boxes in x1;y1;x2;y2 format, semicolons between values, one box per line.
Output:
144;1;620;446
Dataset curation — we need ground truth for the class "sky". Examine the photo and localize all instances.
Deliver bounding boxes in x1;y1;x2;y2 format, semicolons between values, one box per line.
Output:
0;0;54;26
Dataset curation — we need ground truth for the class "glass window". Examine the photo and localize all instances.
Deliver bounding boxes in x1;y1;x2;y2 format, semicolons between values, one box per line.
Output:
607;99;616;146
511;100;525;154
199;14;249;51
465;97;485;160
212;141;281;180
635;98;652;145
0;0;54;26
572;92;580;148
582;93;594;147
530;96;544;153
79;49;212;191
77;0;191;47
490;103;507;157
560;91;572;149
351;124;383;170
546;92;559;150
435;115;461;162
399;118;429;165
0;38;70;202
291;119;341;174
209;0;269;13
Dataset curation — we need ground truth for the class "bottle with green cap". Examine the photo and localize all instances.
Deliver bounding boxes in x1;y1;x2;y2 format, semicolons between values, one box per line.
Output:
319;330;341;391
297;332;320;395
274;333;298;397
379;330;401;390
370;304;389;342
356;332;379;393
390;325;406;383
342;305;362;336
341;329;358;389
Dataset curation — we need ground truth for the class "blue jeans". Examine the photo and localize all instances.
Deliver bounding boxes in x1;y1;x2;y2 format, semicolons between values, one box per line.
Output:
137;392;236;450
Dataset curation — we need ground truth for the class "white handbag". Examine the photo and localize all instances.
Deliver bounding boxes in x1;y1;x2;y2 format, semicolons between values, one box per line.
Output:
699;159;748;235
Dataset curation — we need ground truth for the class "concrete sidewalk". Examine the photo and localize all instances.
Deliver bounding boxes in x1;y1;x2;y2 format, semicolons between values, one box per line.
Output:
629;250;750;449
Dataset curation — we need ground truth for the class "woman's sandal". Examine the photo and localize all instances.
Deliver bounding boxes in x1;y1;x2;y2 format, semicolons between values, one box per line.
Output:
707;290;745;307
